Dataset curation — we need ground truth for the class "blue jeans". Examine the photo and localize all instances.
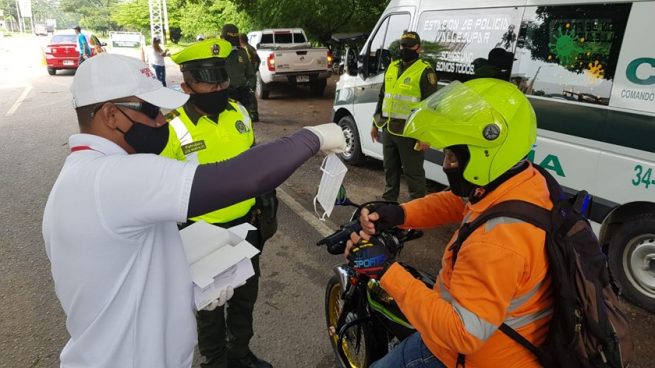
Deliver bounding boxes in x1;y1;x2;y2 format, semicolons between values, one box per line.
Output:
152;64;166;86
370;332;446;368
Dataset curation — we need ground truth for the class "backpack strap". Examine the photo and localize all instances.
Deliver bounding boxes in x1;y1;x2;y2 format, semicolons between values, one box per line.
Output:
449;200;551;268
449;200;552;365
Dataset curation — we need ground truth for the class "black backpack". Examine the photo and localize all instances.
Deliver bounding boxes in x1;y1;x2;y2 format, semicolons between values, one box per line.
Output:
450;164;632;368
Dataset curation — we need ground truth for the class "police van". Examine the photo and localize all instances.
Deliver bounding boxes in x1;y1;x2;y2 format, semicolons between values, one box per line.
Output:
331;0;655;312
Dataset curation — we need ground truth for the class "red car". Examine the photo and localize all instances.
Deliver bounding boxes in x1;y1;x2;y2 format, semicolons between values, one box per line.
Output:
44;32;106;75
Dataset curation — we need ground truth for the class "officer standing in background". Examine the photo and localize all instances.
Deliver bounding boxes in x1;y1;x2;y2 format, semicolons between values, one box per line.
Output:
240;32;261;122
160;38;272;368
372;31;438;202
221;24;259;122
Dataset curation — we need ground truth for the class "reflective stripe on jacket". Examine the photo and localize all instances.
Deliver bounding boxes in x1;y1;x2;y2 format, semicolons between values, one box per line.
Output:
380;60;429;127
161;101;255;223
380;163;553;368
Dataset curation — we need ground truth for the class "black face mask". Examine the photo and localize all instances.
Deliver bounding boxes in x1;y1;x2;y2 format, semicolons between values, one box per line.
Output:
443;145;475;197
400;48;419;62
444;166;476;197
189;88;229;116
116;109;169;154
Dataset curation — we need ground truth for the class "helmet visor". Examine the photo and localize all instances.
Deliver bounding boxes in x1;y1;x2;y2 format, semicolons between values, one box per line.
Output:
403;81;507;149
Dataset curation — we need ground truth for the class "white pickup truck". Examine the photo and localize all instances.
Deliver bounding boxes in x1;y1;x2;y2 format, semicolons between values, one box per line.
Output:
247;28;332;98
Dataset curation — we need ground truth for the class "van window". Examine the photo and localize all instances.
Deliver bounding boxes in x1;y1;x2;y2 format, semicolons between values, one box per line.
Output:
261;34;274;44
417;8;524;82
512;4;631;106
366;13;410;76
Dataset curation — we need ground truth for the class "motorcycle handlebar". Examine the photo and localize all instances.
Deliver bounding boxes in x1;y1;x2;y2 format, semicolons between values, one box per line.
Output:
316;219;362;254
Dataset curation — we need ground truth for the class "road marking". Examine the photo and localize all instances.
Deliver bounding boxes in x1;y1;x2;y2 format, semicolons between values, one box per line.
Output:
5;84;33;117
277;187;336;238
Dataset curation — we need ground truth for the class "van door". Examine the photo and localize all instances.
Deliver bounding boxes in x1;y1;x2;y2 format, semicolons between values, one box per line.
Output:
353;12;411;159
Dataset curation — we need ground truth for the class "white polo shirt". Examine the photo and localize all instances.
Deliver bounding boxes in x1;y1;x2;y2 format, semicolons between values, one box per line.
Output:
43;133;199;368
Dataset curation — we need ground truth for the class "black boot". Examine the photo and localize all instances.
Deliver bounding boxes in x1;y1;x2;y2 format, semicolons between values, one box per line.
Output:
228;351;272;368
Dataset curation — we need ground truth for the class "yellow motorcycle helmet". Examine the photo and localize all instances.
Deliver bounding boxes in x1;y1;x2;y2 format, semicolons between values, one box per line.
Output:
403;78;536;186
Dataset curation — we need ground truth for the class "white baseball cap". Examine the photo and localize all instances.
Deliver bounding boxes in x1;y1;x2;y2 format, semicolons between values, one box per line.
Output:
71;53;188;109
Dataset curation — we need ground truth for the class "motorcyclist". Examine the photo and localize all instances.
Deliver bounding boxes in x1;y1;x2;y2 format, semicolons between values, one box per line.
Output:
346;78;554;368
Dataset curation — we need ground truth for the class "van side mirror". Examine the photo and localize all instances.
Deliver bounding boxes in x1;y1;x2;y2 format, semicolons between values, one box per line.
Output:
345;46;359;76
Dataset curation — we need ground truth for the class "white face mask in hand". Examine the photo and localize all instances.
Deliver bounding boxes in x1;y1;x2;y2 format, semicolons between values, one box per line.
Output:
314;154;347;221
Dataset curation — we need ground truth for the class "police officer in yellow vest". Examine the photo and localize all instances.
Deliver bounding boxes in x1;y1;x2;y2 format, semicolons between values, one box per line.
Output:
160;38;273;368
372;31;438;202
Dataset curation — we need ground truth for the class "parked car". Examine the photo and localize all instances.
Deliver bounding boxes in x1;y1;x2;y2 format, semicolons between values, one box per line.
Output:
44;31;105;75
247;28;332;98
34;23;48;36
107;31;146;62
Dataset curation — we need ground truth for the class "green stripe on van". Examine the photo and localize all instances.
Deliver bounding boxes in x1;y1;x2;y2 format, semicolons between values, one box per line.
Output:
530;97;655;154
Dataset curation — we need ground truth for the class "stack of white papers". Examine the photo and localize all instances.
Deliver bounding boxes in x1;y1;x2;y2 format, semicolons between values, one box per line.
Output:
180;221;260;310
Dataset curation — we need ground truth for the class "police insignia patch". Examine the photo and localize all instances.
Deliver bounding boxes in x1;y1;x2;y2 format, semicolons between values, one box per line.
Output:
235;120;247;133
428;72;437;85
211;44;220;56
404;77;411;84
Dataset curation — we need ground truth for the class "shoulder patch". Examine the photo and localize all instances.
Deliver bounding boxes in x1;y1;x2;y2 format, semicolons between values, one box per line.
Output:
165;109;180;122
428;72;437;85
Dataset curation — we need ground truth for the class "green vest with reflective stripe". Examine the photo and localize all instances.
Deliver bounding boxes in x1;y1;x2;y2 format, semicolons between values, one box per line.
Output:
380;60;429;131
161;101;256;223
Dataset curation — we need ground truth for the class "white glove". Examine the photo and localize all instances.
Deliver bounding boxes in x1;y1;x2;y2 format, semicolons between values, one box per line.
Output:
304;123;347;154
202;286;234;311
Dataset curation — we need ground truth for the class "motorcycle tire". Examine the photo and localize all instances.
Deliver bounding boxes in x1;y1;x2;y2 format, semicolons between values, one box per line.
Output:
325;275;387;367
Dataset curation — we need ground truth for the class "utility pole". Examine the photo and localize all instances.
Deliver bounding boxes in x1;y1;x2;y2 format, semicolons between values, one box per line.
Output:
148;0;167;46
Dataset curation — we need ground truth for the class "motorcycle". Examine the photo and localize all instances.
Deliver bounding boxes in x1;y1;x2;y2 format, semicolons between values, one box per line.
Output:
316;194;435;368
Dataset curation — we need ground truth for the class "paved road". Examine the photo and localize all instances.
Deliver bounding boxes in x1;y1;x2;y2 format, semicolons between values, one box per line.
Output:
0;34;652;368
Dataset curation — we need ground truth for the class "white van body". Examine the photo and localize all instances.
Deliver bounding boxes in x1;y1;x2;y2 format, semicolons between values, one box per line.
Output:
332;0;655;312
108;31;146;62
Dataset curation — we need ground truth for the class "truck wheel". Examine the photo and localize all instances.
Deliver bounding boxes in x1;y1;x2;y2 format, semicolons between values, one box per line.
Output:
608;215;655;313
256;73;270;100
337;116;364;165
311;79;327;97
47;68;56;75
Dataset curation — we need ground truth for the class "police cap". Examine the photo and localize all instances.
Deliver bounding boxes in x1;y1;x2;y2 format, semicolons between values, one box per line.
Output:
400;31;421;47
221;24;240;47
171;38;232;83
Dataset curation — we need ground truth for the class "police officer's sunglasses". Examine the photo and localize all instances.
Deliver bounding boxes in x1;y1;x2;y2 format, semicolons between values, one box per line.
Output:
91;101;161;120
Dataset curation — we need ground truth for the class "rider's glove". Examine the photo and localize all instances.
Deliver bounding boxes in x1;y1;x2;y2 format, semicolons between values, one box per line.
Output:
365;203;405;234
347;237;393;279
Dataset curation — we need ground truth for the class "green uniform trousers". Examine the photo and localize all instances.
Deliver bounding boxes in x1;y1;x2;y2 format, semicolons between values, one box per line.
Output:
196;218;263;368
382;130;426;202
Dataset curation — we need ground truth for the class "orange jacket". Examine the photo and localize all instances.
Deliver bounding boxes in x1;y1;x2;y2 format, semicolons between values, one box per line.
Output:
380;163;553;368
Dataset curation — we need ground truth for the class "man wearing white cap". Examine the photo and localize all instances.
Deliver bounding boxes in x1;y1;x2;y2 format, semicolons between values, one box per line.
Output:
42;53;345;368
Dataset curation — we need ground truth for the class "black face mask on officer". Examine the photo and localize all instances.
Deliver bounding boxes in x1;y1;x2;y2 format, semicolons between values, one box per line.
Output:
189;87;229;116
115;108;169;154
443;145;476;197
400;48;420;62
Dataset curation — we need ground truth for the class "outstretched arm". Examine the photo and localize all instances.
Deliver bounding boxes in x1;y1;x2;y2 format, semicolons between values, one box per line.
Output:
187;129;319;217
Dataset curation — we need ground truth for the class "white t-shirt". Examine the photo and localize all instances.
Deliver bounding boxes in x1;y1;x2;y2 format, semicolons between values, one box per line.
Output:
150;47;165;66
43;134;199;368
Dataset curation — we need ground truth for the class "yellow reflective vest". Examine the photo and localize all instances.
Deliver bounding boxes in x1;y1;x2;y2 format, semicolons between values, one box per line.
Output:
160;101;256;223
379;59;431;134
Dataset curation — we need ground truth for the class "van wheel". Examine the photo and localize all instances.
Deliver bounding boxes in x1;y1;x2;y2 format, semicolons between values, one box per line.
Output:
311;79;327;97
256;73;270;100
337;116;364;165
608;215;655;313
47;68;56;75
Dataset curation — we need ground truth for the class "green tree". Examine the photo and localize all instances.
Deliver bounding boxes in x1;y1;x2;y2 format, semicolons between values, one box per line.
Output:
229;0;388;44
60;0;118;33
